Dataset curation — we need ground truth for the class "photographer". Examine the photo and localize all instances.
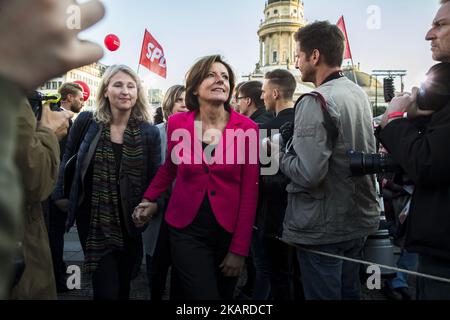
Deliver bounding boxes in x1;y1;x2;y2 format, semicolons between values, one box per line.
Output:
0;0;105;298
278;21;380;300
48;82;85;292
10;97;73;300
378;0;450;300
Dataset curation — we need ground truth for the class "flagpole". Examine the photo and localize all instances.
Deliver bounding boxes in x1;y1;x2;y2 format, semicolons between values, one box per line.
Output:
137;29;147;74
338;16;359;87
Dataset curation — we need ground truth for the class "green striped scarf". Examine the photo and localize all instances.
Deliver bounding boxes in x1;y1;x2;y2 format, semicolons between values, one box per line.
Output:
84;117;143;274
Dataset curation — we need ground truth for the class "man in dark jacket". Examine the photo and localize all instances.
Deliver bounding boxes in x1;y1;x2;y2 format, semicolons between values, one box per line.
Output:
237;81;274;126
47;82;85;292
378;0;450;299
259;69;301;300
235;80;273;299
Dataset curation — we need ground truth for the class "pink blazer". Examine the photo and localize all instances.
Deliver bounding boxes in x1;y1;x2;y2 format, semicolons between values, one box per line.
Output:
144;109;259;256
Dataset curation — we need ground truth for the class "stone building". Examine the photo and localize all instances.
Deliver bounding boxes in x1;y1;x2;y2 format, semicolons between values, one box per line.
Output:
39;62;108;110
247;0;385;107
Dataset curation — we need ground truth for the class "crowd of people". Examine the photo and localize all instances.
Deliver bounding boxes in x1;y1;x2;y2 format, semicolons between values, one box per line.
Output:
0;0;450;301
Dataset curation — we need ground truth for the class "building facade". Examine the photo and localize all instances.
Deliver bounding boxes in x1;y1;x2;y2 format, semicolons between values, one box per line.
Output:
148;88;164;110
258;0;305;70
248;0;313;98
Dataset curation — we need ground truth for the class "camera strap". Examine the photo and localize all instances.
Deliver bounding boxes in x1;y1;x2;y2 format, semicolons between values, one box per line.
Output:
295;91;339;148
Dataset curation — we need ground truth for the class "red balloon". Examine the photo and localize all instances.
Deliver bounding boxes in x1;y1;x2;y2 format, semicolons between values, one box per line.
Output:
104;34;120;51
73;80;90;101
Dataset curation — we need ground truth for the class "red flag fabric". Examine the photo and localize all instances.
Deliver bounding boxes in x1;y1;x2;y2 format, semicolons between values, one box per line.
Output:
336;16;353;60
139;29;167;78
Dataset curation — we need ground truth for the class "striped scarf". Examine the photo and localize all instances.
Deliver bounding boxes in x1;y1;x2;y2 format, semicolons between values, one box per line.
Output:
84;117;143;274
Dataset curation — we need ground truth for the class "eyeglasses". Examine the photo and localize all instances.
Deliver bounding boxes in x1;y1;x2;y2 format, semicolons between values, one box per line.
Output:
235;96;249;101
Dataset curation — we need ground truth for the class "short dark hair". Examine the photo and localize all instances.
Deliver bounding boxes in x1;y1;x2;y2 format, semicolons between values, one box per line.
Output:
234;81;246;94
58;82;83;101
238;81;264;108
294;21;345;68
153;106;164;125
185;55;235;111
264;69;297;100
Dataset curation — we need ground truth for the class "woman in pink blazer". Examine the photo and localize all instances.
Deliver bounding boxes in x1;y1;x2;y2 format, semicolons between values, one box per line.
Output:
133;55;259;299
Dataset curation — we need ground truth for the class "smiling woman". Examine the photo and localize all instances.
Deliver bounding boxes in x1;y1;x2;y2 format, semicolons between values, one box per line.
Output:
52;64;161;300
136;55;260;300
185;55;235;112
94;65;151;125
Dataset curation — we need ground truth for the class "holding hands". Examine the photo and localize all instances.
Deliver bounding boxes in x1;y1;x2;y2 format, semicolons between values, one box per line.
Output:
132;200;158;228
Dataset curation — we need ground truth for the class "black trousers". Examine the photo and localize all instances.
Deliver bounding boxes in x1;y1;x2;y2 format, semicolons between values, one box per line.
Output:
91;241;141;300
263;236;304;300
47;199;68;286
169;203;238;300
146;219;177;300
76;206;142;300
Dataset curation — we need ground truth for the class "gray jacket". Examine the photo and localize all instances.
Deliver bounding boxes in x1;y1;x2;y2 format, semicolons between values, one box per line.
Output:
280;77;380;245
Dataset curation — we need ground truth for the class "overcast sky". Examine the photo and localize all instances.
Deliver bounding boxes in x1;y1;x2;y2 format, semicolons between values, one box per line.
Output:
80;0;440;92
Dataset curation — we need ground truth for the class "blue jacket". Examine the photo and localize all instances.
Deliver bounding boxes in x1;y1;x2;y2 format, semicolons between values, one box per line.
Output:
53;111;161;236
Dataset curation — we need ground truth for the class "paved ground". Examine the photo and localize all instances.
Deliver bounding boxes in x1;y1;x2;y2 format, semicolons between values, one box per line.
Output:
59;227;414;301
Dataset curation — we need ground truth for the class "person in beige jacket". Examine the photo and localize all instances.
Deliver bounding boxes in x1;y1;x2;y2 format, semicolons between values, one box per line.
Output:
0;0;105;299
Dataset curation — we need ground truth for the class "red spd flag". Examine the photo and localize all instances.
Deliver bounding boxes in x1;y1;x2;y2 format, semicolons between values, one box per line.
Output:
336;16;353;60
139;29;167;78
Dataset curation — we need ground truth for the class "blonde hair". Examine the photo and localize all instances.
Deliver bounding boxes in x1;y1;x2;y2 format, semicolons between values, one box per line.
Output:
94;64;151;124
162;85;185;121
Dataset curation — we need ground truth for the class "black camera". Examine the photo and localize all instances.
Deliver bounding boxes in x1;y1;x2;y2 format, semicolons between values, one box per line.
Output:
27;91;62;120
347;150;403;176
349;64;450;177
417;62;450;111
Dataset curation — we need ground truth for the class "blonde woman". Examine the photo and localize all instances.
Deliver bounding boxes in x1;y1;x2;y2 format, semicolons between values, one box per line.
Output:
54;65;161;300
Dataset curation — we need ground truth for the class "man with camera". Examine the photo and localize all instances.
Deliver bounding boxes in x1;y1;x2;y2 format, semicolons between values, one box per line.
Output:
277;21;380;300
378;0;450;299
11;95;73;300
0;0;105;299
45;82;85;293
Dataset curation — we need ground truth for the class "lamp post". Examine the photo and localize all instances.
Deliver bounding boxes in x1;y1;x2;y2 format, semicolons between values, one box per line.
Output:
372;70;407;116
375;75;378;116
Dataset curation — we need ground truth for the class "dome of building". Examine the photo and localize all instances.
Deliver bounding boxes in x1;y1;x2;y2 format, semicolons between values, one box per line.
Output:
268;0;294;4
343;69;374;88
